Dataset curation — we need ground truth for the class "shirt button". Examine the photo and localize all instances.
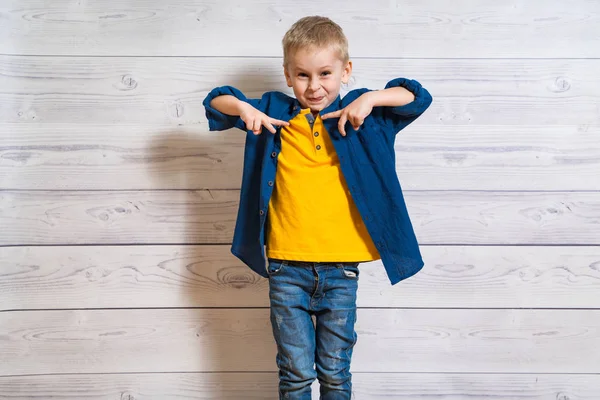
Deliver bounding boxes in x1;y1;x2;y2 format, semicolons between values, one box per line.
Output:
316;145;321;150
259;210;264;216
268;181;274;186
314;132;319;137
271;151;277;158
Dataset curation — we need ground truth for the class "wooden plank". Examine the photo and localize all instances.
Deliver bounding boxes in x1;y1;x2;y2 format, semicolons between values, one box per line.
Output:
2;57;600;125
2;245;600;310
1;190;599;246
1;372;600;399
2;124;599;191
1;0;599;58
1;308;599;375
0;124;245;190
0;190;238;245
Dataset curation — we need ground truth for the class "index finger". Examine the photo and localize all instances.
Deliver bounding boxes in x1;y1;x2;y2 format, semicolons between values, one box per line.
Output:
321;110;342;120
269;118;290;127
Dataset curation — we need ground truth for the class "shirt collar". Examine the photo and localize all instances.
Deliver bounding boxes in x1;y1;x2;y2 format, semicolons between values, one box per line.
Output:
320;94;343;138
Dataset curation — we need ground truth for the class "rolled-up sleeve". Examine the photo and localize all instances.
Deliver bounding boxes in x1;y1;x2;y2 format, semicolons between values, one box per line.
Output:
203;85;261;131
376;78;433;135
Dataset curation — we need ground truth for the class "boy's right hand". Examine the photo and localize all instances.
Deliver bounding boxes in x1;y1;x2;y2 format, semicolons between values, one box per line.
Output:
239;103;289;135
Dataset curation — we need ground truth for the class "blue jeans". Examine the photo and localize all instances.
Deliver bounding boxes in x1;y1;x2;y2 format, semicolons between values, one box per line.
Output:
266;258;360;400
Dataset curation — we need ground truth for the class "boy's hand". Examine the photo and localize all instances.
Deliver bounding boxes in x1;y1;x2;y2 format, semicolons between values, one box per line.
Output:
239;103;289;135
322;93;373;136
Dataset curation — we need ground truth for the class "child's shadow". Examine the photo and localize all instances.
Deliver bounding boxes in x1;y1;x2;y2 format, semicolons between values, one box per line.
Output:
149;128;277;398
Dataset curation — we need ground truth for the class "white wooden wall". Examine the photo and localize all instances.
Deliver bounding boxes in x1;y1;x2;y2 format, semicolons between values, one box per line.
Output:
1;1;600;398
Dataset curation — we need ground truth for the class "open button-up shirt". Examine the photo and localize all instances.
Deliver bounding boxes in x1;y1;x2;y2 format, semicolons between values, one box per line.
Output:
203;77;433;285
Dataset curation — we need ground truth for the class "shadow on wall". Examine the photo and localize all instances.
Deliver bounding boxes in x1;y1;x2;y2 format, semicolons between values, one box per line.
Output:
148;128;278;398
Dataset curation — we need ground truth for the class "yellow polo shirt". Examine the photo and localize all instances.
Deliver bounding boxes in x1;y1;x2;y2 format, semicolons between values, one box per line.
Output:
265;107;380;262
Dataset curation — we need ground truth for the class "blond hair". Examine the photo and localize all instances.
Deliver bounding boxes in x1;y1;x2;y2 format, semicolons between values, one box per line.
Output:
282;16;349;66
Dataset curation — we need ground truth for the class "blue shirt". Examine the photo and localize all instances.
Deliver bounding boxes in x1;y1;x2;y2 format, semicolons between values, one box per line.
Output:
203;77;433;285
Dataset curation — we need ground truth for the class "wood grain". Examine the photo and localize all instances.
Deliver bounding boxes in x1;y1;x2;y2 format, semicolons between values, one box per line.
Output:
1;124;245;190
2;0;599;396
2;124;599;191
1;0;599;57
1;57;599;125
1;190;599;245
1;308;599;375
1;372;599;399
2;245;600;310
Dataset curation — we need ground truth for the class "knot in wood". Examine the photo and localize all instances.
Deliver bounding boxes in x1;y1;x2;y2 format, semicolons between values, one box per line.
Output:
169;101;185;118
553;76;571;92
120;74;138;90
120;392;136;400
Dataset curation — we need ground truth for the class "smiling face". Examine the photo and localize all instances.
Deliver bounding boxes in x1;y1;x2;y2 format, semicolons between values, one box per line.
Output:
284;45;352;113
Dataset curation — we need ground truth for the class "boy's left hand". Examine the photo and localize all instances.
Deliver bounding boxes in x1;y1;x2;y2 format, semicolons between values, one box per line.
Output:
322;93;373;137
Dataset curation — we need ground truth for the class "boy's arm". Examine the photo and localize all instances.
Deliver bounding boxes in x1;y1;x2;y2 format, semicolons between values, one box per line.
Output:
371;78;433;135
202;86;260;132
203;86;289;134
323;78;432;137
210;95;249;116
365;86;415;109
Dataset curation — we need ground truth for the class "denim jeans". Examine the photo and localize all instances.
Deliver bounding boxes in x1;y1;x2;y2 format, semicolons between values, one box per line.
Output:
266;258;360;400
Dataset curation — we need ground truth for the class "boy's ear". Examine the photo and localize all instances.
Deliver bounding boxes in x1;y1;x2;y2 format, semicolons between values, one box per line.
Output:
342;60;353;84
283;66;293;87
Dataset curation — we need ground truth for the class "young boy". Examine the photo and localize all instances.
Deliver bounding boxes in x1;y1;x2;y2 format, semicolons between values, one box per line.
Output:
203;15;432;400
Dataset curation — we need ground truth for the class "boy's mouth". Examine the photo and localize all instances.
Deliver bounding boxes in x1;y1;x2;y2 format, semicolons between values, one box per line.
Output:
307;96;324;102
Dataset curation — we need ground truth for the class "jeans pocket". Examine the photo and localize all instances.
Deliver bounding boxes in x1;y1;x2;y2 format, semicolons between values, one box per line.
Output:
339;262;360;279
266;258;287;276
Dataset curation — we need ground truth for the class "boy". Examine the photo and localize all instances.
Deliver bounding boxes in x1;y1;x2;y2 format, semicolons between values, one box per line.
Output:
203;15;432;400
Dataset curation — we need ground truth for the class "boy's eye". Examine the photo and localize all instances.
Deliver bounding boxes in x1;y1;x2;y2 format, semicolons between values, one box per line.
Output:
321;71;331;76
298;73;308;77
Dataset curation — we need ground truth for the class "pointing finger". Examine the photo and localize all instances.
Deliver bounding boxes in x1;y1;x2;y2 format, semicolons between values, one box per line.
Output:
270;118;290;127
322;110;342;120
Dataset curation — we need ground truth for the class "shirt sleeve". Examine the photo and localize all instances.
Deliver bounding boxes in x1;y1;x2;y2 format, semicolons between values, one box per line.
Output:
372;78;433;136
202;85;263;131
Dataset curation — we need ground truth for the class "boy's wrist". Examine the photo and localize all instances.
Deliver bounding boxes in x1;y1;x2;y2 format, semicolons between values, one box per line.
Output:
237;100;254;115
363;91;378;108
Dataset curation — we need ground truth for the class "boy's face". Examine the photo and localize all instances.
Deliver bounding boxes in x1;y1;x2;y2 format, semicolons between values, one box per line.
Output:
284;45;352;113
